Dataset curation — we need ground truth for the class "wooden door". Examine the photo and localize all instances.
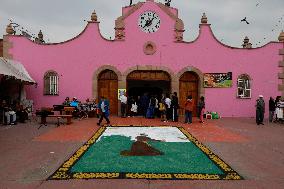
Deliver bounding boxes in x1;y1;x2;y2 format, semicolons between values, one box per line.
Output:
179;72;199;116
98;70;118;115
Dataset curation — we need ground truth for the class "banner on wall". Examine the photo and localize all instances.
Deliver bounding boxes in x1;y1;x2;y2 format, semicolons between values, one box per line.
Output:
118;89;126;100
204;72;232;88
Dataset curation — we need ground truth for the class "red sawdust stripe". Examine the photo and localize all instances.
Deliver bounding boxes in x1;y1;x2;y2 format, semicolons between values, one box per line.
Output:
34;117;248;143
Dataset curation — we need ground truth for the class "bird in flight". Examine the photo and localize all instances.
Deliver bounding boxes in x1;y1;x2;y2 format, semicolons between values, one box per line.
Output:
241;17;250;24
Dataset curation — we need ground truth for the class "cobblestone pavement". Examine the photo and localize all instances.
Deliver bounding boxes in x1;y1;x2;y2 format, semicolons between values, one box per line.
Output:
0;116;283;189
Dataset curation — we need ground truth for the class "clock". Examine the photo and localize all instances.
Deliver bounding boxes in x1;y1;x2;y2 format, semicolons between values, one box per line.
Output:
138;11;161;33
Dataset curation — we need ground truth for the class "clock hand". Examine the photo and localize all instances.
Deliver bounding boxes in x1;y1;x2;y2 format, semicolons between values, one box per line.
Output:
143;19;151;28
147;17;156;27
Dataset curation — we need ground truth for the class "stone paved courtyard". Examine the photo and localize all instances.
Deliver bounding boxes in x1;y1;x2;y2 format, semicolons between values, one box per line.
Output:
0;116;283;189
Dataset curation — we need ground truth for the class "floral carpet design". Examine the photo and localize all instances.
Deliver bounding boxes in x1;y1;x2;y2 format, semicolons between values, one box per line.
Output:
49;125;242;180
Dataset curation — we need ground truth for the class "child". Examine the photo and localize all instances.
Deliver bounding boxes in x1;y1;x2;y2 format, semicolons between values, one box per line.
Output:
159;94;167;122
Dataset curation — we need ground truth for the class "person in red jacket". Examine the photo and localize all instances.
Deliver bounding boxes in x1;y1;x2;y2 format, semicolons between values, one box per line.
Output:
184;95;194;124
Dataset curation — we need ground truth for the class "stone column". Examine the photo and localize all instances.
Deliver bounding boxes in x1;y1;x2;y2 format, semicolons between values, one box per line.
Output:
278;31;284;97
118;74;127;116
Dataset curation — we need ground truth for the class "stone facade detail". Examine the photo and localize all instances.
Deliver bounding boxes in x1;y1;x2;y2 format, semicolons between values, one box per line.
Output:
2;35;13;59
91;10;98;22
143;41;157;55
35;30;45;44
201;13;208;24
115;16;125;40
157;3;184;42
279;61;284;67
242;36;252;48
114;3;143;40
6;24;14;35
175;19;185;42
278;32;284;96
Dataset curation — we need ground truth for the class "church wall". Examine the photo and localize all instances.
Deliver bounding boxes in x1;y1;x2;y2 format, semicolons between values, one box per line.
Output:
4;1;283;117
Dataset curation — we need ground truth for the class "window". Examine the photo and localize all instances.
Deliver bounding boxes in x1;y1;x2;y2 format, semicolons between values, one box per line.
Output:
44;71;59;95
237;74;251;98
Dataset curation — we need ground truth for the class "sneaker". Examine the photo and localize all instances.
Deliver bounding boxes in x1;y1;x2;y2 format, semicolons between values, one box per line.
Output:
97;123;100;126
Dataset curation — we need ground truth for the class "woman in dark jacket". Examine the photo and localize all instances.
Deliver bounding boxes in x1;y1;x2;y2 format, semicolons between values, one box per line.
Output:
197;96;205;123
269;97;275;122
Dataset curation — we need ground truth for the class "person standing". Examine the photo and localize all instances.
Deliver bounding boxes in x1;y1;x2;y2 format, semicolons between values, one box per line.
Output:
159;94;167;122
171;92;179;122
256;95;265;125
269;97;275;122
184;95;194;124
146;95;156;119
129;96;137;117
165;94;171;121
154;95;159;118
97;96;110;126
140;93;149;117
274;96;281;122
197;96;205;123
119;92;127;118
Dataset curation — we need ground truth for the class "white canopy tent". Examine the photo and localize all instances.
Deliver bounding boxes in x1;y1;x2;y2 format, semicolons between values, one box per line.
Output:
0;57;35;84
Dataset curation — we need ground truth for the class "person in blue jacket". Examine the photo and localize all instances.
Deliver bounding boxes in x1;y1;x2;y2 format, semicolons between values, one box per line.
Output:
97;96;110;126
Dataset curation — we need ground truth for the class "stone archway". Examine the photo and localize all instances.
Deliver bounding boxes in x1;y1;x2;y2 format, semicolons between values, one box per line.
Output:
93;65;122;115
123;65;176;93
122;65;175;116
177;67;204;117
127;70;171;101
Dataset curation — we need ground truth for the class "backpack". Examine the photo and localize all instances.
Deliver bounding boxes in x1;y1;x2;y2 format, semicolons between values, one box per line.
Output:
159;102;166;111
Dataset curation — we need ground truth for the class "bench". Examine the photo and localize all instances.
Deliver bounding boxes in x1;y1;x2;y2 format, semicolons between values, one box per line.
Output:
40;115;72;125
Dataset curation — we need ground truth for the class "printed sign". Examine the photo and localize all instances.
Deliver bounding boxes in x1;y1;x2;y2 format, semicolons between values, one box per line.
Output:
204;72;232;88
118;89;126;100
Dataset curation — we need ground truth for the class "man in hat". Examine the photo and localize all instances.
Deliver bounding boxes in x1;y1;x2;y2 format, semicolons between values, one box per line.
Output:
256;95;265;125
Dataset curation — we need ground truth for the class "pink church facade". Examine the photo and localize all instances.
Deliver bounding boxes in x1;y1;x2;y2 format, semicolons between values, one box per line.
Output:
2;0;284;117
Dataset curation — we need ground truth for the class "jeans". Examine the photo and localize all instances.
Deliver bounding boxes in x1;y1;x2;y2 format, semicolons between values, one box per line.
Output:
5;112;16;124
98;112;110;125
185;110;192;123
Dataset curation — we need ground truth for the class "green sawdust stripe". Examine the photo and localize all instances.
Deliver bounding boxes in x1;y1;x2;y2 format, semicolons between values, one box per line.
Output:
48;125;243;180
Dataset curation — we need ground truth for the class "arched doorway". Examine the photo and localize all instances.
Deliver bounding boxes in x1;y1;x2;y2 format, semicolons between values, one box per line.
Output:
179;71;199;116
98;69;118;115
127;70;171;113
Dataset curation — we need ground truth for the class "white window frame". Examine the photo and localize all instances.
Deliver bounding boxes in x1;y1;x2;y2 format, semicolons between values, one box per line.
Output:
44;71;59;95
237;76;251;99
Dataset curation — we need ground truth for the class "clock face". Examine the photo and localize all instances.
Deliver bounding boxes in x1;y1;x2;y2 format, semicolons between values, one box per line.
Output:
138;11;161;33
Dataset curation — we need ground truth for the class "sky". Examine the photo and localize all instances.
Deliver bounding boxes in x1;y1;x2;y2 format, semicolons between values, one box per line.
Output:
0;0;283;47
